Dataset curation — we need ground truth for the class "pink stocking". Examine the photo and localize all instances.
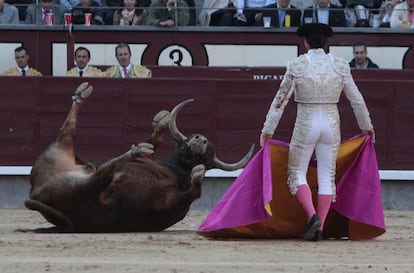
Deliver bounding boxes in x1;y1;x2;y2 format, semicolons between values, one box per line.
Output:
296;184;316;221
317;194;333;231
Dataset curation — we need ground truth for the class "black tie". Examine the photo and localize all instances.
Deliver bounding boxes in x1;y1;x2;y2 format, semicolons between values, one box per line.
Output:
79;70;83;77
21;69;26;76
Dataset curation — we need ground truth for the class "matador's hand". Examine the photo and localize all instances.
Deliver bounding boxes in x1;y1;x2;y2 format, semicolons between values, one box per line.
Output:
260;133;272;147
362;129;376;144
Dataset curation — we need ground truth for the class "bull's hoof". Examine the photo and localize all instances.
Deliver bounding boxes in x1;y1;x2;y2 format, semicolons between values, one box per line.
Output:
131;142;154;157
191;164;205;184
72;82;93;104
152;110;171;131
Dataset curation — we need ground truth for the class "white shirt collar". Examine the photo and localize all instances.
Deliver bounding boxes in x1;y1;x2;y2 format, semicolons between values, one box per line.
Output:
77;64;89;72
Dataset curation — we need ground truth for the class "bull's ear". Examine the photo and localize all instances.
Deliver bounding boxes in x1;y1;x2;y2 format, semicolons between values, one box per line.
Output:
213;143;255;171
169;99;194;142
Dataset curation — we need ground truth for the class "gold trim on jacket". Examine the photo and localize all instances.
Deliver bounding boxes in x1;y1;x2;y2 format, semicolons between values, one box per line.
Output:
3;67;42;76
104;65;152;78
66;66;103;77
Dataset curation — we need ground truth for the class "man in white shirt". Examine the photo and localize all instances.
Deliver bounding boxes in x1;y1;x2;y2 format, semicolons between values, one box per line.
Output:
66;47;102;77
302;0;347;26
104;43;152;78
234;0;276;25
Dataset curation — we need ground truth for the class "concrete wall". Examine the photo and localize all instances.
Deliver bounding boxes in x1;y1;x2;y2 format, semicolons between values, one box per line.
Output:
2;175;413;210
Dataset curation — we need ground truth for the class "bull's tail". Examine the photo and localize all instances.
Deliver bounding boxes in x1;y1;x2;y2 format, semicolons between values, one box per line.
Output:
25;199;74;232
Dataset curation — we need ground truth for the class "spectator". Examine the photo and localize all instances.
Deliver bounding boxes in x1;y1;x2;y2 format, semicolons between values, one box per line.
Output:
184;0;196;25
113;0;149;25
302;0;347;27
104;0;123;25
0;0;20;24
146;0;190;26
71;0;104;25
66;46;102;77
379;0;402;27
60;0;102;12
390;0;414;28
25;0;65;25
3;46;42;76
349;42;379;69
104;43;152;78
232;0;276;26
197;0;236;26
5;0;32;22
259;0;301;27
339;0;388;27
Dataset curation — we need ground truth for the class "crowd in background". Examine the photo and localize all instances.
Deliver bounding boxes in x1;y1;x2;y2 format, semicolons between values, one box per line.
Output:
0;0;412;28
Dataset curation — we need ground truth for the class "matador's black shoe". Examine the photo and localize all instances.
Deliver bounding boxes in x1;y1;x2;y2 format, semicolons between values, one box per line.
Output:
311;230;324;241
302;214;321;241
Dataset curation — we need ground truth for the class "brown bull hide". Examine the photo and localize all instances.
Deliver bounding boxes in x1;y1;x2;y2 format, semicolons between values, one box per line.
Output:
25;82;255;232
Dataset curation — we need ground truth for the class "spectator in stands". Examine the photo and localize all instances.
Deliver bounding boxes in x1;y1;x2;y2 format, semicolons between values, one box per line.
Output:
3;46;42;76
197;0;236;26
349;42;379;69
104;43;152;78
5;0;32;22
339;0;393;27
25;0;65;25
66;46;102;77
113;0;149;25
231;0;276;26
0;0;20;24
390;0;414;28
60;0;103;12
146;0;190;26
71;0;104;25
302;0;347;27
104;0;124;25
259;0;302;27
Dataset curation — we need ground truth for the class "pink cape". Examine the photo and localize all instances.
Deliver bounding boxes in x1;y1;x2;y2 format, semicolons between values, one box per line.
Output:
198;135;386;240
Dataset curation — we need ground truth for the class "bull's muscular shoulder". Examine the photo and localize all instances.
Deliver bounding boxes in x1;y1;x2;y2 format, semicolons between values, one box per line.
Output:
2;67;19;75
132;65;152;78
329;53;351;77
104;66;119;78
288;55;309;77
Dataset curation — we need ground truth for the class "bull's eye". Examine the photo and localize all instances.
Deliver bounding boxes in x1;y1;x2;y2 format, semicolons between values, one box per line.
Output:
203;140;207;144
195;135;199;139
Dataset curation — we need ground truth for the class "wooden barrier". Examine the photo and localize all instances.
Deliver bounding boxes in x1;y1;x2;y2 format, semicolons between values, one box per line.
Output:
1;70;414;170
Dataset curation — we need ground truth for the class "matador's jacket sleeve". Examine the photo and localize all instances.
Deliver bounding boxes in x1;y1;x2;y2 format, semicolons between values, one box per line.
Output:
261;67;295;135
330;55;373;131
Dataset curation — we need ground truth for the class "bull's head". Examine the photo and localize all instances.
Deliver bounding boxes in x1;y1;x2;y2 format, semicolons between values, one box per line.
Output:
169;99;255;171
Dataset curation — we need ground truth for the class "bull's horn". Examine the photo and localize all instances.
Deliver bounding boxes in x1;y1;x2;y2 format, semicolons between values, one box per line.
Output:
213;144;255;171
169;99;194;142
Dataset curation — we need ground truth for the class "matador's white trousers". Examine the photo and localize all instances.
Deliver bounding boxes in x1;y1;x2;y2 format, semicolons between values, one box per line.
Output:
287;104;341;196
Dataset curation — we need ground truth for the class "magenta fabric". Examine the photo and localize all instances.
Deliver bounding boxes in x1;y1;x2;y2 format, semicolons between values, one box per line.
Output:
197;140;280;232
331;135;386;230
198;135;385;235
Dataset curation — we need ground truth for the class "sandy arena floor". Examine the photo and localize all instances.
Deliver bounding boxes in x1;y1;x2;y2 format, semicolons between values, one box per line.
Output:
0;209;413;273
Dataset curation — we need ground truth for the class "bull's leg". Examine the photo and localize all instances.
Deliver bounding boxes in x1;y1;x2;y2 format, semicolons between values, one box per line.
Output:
189;164;206;200
54;82;93;152
89;143;154;191
155;164;206;227
165;164;206;207
145;110;171;150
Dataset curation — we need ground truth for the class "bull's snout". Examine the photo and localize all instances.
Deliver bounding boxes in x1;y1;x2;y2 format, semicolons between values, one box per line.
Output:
188;134;208;154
